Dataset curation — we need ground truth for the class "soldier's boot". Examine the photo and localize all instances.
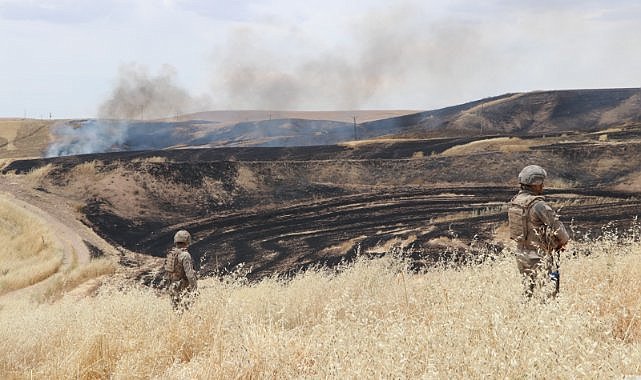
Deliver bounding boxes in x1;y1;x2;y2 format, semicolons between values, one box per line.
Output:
549;271;560;298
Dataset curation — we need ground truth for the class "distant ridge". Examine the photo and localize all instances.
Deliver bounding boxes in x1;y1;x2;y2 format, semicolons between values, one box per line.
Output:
358;88;641;139
172;110;420;124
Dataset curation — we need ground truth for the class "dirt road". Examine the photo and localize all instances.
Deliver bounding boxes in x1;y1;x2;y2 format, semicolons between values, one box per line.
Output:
0;180;97;304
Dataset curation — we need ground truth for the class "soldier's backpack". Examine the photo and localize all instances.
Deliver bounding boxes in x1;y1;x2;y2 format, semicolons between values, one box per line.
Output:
508;194;544;242
164;248;182;281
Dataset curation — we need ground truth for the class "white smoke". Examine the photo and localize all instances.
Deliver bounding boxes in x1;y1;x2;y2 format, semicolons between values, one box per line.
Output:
46;120;129;157
210;4;482;110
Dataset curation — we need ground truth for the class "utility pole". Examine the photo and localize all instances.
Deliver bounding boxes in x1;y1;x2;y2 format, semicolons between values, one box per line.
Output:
353;115;358;140
480;103;484;135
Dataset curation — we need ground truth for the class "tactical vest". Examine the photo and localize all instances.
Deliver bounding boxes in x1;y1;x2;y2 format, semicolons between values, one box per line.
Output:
508;193;544;243
164;248;185;281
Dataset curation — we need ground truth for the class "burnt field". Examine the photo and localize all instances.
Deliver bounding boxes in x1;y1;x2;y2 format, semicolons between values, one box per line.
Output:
5;131;641;282
4;136;485;172
89;185;641;281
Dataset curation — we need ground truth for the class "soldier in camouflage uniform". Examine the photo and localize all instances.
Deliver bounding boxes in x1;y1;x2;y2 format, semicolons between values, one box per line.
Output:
508;165;569;298
164;229;198;310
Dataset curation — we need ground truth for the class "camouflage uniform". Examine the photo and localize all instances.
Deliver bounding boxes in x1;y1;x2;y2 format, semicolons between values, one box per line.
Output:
509;166;569;298
165;232;198;310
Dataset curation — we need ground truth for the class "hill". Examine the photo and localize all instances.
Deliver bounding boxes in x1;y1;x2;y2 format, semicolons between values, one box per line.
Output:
359;88;641;139
3;88;640;158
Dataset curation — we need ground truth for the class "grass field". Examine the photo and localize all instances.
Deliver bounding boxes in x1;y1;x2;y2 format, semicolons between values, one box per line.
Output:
0;119;52;159
1;227;640;379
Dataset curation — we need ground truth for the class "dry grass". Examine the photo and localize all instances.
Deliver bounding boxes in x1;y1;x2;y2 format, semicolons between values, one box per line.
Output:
236;164;260;191
614;169;641;192
440;137;537;156
26;164;54;180
0;158;14;171
0;196;64;295
70;160;100;178
37;257;116;302
0;118;53;158
1;228;641;378
339;138;424;148
320;236;367;256
0;119;23;148
0;163;58;188
131;156;169;164
428;203;506;224
2;163;53;181
545;177;578;189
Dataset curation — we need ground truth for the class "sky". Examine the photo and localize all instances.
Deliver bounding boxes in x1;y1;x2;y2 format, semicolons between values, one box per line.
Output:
1;0;641;119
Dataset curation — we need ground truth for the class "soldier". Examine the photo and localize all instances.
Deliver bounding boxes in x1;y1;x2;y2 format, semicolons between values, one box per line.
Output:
164;229;198;310
508;165;569;299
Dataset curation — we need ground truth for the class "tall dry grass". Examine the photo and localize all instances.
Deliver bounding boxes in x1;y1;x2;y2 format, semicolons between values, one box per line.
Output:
2;163;54;188
0;196;64;295
1;227;641;379
37;256;116;302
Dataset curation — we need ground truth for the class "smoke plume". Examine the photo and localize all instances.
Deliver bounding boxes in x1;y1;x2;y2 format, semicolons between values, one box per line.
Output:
46;64;215;157
98;63;209;120
46;120;128;157
211;4;481;110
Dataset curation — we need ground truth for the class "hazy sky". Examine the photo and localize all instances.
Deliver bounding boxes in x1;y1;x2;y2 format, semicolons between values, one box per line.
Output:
1;0;640;118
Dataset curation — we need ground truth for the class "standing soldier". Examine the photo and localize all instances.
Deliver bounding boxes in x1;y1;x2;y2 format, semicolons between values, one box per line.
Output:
164;229;198;310
508;165;569;299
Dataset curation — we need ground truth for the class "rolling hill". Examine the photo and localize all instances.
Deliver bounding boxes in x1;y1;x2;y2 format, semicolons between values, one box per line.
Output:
2;88;640;159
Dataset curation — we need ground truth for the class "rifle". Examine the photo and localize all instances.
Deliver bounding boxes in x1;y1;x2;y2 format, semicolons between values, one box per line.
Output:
542;224;565;298
549;248;562;297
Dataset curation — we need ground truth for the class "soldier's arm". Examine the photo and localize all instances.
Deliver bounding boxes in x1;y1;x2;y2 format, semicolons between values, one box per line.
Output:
181;253;198;290
532;201;569;248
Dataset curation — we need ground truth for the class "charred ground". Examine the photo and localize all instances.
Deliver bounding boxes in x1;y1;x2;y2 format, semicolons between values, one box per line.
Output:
5;121;641;282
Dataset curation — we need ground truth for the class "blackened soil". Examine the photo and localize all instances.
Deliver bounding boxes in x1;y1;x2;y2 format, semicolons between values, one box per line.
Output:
83;240;105;258
2;136;492;174
82;198;166;251
84;185;641;281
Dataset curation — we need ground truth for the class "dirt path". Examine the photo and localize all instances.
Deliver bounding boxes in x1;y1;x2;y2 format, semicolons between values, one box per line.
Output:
7;190;90;258
0;177;111;305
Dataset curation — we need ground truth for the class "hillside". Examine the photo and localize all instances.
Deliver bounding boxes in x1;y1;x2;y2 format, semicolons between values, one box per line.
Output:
0;118;54;158
3;88;640;158
360;88;641;139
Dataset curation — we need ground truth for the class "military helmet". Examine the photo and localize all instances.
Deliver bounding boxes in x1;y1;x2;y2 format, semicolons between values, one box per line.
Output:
518;165;547;185
174;229;191;244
